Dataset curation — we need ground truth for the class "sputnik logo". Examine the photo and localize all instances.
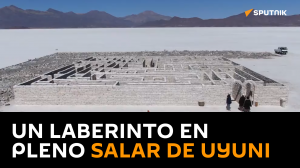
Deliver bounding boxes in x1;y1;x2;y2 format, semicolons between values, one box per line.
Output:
245;9;287;17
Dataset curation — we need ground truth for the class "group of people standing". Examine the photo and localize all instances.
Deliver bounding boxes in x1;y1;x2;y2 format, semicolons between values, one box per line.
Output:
226;94;252;112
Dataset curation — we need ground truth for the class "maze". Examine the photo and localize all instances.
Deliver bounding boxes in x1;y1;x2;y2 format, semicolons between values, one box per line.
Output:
13;55;289;106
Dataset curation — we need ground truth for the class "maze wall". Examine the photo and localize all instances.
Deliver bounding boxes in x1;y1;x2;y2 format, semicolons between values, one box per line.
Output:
13;56;289;106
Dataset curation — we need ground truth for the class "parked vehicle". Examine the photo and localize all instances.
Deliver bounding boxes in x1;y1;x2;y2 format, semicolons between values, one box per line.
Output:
275;47;288;55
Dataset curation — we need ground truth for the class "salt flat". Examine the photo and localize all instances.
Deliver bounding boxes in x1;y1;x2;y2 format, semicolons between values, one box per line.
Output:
2;100;297;112
0;28;299;112
0;28;299;68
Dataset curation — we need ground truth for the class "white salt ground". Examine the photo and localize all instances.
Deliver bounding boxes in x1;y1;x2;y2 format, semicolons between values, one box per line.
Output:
0;28;299;112
1;100;296;112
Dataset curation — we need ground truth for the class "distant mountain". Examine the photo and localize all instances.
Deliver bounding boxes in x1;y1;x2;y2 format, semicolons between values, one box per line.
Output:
139;11;300;27
0;5;133;28
139;16;204;27
5;26;29;29
1;5;300;28
122;10;171;25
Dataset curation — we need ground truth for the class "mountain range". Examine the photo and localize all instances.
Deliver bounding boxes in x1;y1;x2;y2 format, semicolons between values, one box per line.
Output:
0;5;300;28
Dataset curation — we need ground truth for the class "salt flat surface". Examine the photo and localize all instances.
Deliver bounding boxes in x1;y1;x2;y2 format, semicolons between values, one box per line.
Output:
1;100;297;112
0;28;299;68
0;27;299;112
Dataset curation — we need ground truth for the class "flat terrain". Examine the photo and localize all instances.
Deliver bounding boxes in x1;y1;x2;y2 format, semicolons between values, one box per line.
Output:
0;28;298;68
0;28;299;112
2;100;296;112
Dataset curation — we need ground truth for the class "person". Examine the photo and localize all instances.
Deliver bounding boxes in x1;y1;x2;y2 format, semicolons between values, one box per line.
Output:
238;95;246;111
243;96;252;112
226;94;232;111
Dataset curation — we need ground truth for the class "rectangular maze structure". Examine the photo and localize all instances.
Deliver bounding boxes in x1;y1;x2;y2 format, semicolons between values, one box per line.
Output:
13;55;289;106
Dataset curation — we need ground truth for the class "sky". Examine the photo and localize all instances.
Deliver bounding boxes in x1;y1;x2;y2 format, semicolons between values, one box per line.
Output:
0;0;299;19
